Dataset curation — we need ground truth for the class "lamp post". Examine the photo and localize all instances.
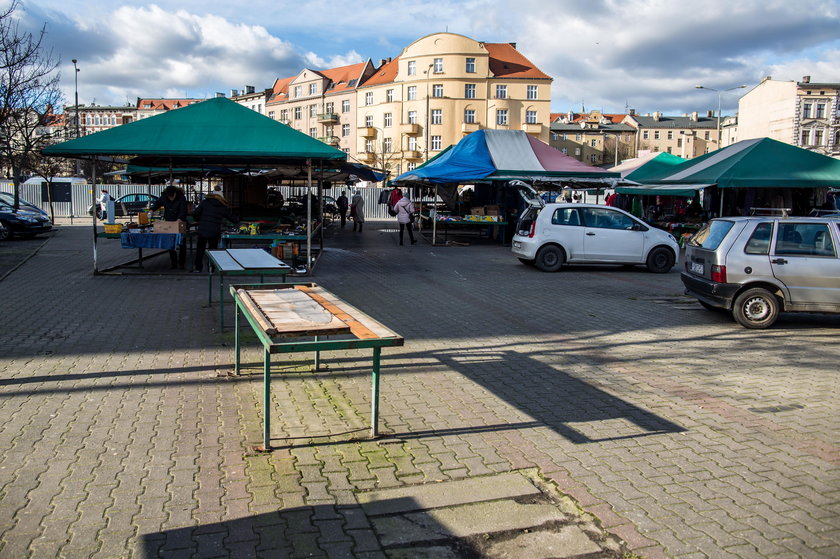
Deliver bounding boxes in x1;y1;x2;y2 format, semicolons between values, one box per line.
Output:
694;84;746;149
424;63;433;161
72;59;80;175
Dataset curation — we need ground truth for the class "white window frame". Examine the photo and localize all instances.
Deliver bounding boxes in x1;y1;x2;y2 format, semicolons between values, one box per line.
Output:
464;109;476;124
365;115;373;127
496;109;508;126
526;110;537;124
407;86;417;101
431;135;442;150
386;89;394;103
309;83;317;95
384;113;392;127
383;138;392;153
342;100;350;113
527;85;538;100
433;58;443;73
465;84;476;99
341;124;350;137
431;109;442;125
407;60;416;75
496;85;507;99
466;57;476;73
432;84;443;98
294;85;302;98
408;110;417;124
365;92;373;106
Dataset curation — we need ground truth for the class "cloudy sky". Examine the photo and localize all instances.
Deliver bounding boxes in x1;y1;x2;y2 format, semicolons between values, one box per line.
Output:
10;0;840;116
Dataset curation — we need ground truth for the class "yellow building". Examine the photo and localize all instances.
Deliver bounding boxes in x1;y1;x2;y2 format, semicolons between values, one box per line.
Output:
355;32;552;178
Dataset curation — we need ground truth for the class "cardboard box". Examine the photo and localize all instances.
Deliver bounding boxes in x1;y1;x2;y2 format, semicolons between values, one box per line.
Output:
153;220;186;234
484;205;500;216
469;206;485;216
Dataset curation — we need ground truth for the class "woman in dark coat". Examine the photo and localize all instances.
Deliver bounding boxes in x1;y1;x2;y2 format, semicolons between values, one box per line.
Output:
191;190;238;272
150;186;188;269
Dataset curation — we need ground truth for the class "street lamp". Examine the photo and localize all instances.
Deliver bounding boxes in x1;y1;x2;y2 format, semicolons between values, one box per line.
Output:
424;63;433;161
695;84;746;149
72;59;80;175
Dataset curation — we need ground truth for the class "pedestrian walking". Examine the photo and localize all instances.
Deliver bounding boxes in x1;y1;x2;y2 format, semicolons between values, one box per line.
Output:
150;185;188;269
394;190;417;245
350;191;365;232
98;189;112;220
191;189;238;272
336;191;349;228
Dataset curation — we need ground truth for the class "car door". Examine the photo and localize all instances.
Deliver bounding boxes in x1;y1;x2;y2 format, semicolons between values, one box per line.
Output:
579;207;645;262
545;207;585;260
770;221;840;308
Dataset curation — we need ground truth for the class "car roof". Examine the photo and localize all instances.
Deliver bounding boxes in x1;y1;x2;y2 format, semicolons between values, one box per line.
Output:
712;216;839;222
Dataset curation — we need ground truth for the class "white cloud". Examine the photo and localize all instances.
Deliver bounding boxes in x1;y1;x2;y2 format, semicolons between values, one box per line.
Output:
303;50;365;70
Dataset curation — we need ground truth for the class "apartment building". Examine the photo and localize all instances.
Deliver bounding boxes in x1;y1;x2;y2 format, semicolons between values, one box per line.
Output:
135;98;204;120
737;76;839;157
230;85;267;115
354;32;552;177
264;61;377;156
548;110;636;166
63;104;136;137
624;111;719;158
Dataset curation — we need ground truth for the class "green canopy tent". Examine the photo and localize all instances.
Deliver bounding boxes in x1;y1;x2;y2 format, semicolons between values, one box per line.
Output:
43;97;347;273
634;137;840;215
611;152;696;197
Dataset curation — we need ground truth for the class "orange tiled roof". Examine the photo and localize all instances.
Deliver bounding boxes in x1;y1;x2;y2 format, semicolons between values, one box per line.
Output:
571;113;626;124
360;57;400;87
320;61;370;94
267;76;294;104
485;43;550;79
136;98;200;111
550;113;563;123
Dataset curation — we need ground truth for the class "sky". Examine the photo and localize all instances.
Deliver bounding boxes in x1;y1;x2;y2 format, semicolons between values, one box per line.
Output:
9;0;840;117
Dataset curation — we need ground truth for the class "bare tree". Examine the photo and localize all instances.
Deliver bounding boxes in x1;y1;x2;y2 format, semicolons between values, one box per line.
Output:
0;0;63;210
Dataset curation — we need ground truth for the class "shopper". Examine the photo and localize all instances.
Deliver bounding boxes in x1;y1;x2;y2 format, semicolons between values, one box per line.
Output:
191;189;238;272
150;185;188;269
98;189;112;220
336;191;349;228
350;191;365;232
394;190;417;245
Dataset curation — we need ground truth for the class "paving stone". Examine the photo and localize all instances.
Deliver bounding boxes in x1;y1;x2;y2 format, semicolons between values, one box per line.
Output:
483;526;603;558
357;472;541;516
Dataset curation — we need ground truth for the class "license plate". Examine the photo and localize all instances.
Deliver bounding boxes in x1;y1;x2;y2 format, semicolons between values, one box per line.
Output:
689;261;704;275
513;241;522;249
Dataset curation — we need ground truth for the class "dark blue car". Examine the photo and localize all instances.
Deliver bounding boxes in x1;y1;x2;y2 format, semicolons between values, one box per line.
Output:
0;201;52;240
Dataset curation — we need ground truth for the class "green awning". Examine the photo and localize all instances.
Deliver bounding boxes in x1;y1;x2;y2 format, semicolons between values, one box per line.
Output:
44;97;346;166
622;153;687;182
615;184;706;197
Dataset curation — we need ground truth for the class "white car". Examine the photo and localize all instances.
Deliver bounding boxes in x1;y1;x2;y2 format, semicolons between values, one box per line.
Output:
511;202;680;273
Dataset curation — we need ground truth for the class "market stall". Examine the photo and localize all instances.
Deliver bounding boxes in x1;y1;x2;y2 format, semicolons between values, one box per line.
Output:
394;129;621;245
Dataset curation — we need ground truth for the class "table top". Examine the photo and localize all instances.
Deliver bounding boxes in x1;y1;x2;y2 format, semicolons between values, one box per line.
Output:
208;249;291;272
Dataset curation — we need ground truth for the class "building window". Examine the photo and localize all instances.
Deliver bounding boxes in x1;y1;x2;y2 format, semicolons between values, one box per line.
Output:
814;129;824;145
408;136;417;150
465;57;475;73
465;84;476;99
280;109;288;121
643;130;649;140
816;103;826;119
667;131;673;140
407;162;416;171
667;147;672;154
464;109;476;124
431;135;442;150
342;124;350;137
384;113;392;127
383;138;392;153
801;129;810;145
386;89;394;103
561;147;568;155
407;86;417;100
431;109;442;125
433;58;443;73
408;110;417;124
590;139;597;147
342;100;350;113
309;127;317;137
407;60;416;75
654;131;660;140
575;148;581;156
803;102;812;118
496;109;508;126
365;92;373;106
294;85;302;98
496;85;507;99
527;85;538;100
326;102;334;114
432;84;443;97
309;104;317;117
677;138;683;148
365;139;374;152
561;133;567;141
575;133;582;141
704;131;710;140
365;115;373;127
591;154;597;163
309;83;317;95
526;110;537;124
294;107;301;120
268;111;275;119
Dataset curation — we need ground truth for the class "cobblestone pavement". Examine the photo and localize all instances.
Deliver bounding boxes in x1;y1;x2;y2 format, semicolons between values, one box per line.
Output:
0;221;838;558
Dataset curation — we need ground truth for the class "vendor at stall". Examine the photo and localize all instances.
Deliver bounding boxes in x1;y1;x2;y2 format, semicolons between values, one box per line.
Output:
150;186;188;270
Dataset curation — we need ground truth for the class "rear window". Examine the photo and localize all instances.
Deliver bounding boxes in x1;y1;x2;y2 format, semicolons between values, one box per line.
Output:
688;220;735;250
516;207;541;236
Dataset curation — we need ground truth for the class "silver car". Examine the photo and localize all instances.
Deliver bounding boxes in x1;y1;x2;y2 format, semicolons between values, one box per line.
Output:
682;216;840;328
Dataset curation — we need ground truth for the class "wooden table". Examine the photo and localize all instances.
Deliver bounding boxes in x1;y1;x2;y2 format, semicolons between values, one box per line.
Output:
207;249;292;330
231;283;404;449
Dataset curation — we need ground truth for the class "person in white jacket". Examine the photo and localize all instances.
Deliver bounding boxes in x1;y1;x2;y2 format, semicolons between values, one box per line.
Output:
394;190;416;245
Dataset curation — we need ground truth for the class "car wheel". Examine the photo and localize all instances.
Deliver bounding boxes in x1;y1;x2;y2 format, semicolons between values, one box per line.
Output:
646;246;675;273
535;245;565;272
732;288;779;329
0;221;9;241
518;257;536;266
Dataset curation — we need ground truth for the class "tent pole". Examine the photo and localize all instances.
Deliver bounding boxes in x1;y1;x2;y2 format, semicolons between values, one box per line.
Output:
719;188;724;217
306;159;312;272
432;184;438;245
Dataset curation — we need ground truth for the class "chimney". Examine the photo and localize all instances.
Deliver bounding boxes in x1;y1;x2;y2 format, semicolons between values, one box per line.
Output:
802;75;811;84
509;42;517;49
245;85;255;94
653;111;661;121
216;92;225;98
628;108;635;116
690;111;698;121
379;59;387;66
707;110;714;118
230;89;239;97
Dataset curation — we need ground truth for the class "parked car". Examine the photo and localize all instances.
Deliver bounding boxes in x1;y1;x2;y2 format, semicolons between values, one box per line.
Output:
511;202;679;273
87;193;157;218
0;192;49;219
682;216;840;328
0;201;53;240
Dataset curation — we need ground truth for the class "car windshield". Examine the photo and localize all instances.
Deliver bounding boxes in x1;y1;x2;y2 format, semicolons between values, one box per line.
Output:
688;220;735;249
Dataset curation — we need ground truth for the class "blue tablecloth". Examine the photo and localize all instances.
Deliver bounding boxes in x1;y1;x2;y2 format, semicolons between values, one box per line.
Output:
120;232;183;250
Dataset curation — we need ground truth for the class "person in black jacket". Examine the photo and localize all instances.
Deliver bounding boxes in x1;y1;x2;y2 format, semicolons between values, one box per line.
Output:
150;186;188;269
191;189;238;273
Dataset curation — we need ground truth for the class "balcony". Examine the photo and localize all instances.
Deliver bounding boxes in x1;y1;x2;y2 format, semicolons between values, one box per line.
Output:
461;122;480;134
402;150;422;159
358;127;376;138
317;113;339;124
521;123;542;135
400;123;421;135
318;135;340;146
357;151;376;163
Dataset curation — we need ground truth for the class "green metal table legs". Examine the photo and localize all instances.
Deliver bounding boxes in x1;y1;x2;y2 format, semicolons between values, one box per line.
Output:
371;347;381;438
262;346;271;450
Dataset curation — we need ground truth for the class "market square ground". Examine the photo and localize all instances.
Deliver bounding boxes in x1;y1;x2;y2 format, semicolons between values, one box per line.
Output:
0;221;838;559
